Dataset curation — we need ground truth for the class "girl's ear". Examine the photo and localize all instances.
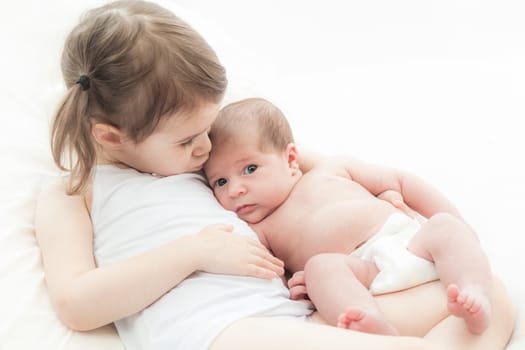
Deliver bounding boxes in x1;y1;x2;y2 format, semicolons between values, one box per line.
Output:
286;143;301;175
91;123;126;149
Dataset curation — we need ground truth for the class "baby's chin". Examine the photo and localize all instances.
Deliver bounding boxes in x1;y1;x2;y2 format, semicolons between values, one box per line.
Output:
238;208;274;225
240;215;263;225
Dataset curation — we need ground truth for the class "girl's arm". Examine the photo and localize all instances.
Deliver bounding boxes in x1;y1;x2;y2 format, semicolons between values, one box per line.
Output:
35;180;283;331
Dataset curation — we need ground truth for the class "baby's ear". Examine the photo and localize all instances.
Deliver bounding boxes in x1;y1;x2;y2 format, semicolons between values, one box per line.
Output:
91;122;125;148
286;143;300;174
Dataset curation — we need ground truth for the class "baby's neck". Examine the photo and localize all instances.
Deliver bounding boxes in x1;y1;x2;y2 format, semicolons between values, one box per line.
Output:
259;169;303;223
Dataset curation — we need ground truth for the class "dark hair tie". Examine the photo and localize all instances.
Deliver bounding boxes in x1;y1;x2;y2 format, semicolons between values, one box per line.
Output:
76;75;91;91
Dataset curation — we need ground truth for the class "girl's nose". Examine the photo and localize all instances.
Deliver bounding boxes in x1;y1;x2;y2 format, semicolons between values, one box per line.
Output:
193;132;212;156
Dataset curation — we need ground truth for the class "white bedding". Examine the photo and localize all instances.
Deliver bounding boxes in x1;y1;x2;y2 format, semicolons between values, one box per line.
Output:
1;1;523;349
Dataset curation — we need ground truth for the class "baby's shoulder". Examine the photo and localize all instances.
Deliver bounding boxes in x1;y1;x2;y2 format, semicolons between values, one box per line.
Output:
307;158;350;179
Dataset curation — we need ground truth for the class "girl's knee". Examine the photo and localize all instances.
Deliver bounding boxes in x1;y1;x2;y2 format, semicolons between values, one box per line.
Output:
491;277;516;331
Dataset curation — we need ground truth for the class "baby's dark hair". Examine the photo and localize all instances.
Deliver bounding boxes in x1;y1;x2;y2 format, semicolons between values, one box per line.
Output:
51;0;227;194
209;98;294;152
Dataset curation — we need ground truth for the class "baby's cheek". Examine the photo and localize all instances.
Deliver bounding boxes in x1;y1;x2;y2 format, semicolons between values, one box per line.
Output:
217;196;230;210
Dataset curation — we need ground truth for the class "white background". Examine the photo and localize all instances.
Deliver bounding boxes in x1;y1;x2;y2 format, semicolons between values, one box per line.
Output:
167;0;525;281
0;0;524;346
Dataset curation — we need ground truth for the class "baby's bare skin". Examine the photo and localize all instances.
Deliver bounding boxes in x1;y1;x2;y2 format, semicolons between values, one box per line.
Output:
205;124;493;336
249;165;491;335
251;165;401;273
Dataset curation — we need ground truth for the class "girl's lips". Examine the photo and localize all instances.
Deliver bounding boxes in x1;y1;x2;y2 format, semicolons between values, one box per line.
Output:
192;158;208;171
236;204;256;215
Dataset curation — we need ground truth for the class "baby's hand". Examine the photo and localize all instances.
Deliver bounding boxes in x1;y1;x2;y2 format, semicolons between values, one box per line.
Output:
377;190;420;220
287;271;314;308
196;224;284;279
377;190;405;209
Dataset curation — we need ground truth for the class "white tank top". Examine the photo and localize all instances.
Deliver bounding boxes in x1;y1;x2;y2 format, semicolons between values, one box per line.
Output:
91;165;311;350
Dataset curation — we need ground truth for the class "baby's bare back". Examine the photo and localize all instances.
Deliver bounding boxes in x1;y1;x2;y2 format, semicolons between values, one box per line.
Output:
255;167;401;272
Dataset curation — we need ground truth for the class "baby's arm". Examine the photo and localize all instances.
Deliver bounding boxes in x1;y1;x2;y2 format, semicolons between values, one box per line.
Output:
377;189;405;208
300;151;463;219
339;157;463;219
35;180;283;331
376;190;423;221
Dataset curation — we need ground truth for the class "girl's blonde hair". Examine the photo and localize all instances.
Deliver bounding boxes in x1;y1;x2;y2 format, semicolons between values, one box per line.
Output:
209;98;294;152
52;0;227;194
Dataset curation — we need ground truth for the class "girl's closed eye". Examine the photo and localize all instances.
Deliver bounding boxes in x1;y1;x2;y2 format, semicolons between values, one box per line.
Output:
243;164;257;175
180;138;194;147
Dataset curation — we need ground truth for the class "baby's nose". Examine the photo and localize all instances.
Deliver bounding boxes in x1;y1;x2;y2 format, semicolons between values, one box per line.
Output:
228;181;246;198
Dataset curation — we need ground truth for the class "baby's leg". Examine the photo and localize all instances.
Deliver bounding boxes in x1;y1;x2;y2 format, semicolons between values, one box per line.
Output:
303;253;398;335
407;213;492;334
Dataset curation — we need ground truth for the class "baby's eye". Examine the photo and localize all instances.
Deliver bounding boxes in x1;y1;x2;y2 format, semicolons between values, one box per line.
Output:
243;164;258;175
215;178;227;187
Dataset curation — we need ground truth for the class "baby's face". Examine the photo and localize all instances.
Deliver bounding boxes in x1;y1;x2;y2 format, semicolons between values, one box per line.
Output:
204;136;296;224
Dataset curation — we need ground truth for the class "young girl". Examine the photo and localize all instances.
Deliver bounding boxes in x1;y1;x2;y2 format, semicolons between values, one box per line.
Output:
34;1;514;350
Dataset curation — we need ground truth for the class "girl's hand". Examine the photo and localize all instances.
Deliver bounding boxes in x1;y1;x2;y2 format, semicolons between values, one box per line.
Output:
287;271;314;308
195;224;284;279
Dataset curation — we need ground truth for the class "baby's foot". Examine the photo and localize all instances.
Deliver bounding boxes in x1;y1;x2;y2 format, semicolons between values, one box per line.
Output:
337;307;399;335
447;284;492;334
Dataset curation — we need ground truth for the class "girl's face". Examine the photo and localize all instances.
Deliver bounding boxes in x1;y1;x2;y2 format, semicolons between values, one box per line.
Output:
119;102;220;176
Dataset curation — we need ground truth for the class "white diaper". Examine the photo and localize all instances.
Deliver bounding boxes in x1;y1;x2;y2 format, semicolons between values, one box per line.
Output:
350;213;439;295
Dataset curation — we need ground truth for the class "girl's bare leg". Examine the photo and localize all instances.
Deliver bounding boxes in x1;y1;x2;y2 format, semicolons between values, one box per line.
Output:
211;278;513;350
304;253;397;335
422;277;515;350
376;278;514;350
210;317;441;350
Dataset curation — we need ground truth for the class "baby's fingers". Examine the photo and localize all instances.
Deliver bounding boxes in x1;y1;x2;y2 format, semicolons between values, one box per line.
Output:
287;270;306;289
289;284;313;307
289;284;308;300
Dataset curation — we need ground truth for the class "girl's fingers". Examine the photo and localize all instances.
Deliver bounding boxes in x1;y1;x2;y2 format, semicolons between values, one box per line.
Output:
251;255;284;276
262;251;285;267
208;228;285;277
248;241;284;267
246;264;279;279
207;223;234;232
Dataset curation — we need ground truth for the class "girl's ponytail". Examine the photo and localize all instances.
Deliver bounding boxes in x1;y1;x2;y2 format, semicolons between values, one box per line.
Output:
51;82;95;195
51;1;227;195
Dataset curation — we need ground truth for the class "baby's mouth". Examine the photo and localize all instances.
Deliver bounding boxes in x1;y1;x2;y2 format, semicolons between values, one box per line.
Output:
236;204;256;215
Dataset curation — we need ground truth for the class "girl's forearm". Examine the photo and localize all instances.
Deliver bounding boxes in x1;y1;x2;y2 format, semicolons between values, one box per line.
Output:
55;236;199;331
